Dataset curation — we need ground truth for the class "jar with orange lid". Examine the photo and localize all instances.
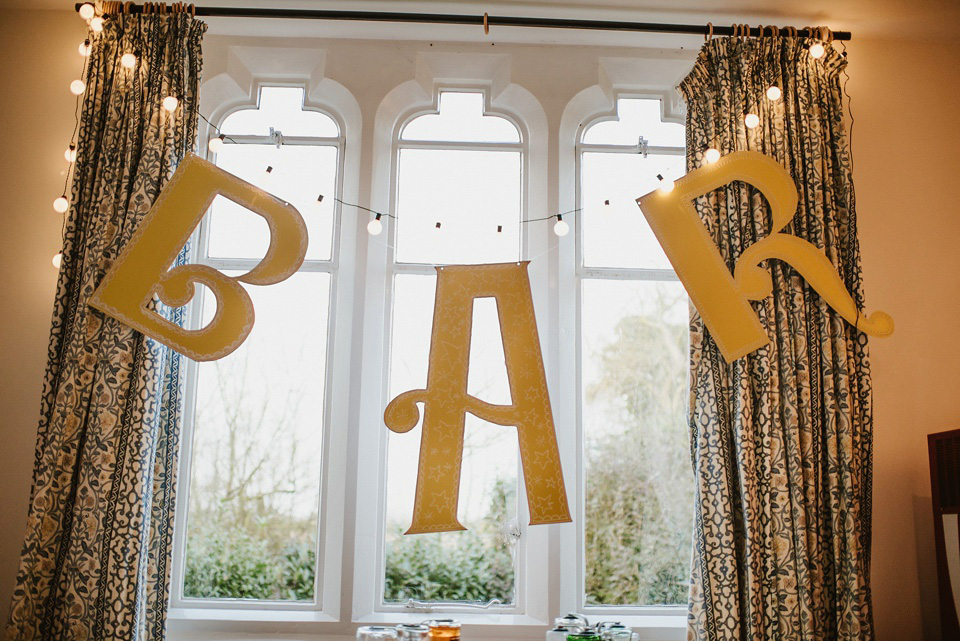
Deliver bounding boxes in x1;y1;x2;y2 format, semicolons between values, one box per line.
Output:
424;619;461;641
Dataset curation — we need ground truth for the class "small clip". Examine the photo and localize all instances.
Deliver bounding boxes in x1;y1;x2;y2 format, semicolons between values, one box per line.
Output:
269;127;284;148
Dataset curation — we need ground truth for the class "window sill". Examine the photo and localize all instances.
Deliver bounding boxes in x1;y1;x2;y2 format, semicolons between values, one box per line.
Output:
166;608;685;641
608;614;686;641
168;607;338;623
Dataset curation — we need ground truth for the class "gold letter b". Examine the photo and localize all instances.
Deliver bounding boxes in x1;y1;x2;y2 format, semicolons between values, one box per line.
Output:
90;154;307;361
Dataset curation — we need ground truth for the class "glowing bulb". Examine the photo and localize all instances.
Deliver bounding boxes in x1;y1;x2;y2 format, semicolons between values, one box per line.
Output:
367;216;383;236
744;113;760;129
64;145;77;163
208;134;225;153
78;39;91;56
70;79;86;95
810;42;825;59
52;253;63;269
553;217;569;237
704;148;721;164
658;179;675;193
121;53;136;69
162;96;179;112
53;196;69;213
78;3;95;20
90;16;104;32
766;85;782;101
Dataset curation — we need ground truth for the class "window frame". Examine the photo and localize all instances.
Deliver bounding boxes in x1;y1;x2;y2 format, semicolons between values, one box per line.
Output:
557;87;690;635
165;37;697;641
168;82;356;624
353;83;554;627
575;95;687;618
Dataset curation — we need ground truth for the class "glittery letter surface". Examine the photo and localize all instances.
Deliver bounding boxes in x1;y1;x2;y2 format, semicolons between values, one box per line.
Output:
90;154;308;361
384;262;571;534
636;150;892;363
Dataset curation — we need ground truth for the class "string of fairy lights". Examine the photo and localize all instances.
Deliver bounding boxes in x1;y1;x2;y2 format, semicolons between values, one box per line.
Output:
53;5;837;267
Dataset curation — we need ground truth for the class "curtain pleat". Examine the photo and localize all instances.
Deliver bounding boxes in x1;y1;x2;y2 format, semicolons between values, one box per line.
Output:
5;12;205;641
680;37;874;641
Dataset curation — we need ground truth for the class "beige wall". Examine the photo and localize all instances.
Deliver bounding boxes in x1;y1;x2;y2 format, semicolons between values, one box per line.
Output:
847;36;960;639
0;8;87;624
0;8;957;639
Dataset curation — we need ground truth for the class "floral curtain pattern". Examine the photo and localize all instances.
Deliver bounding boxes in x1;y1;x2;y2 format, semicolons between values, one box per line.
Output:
5;12;205;641
680;37;874;641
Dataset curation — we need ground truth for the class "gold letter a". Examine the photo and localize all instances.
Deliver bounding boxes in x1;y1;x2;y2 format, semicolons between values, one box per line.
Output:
384;262;571;534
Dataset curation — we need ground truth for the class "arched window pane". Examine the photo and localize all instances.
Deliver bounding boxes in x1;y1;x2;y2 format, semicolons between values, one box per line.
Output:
184;270;330;602
581;152;681;270
383;89;524;606
582;98;684;148
395;148;521;264
581;279;692;606
401;92;520;143
581;98;685;269
221;86;340;138
206;144;338;261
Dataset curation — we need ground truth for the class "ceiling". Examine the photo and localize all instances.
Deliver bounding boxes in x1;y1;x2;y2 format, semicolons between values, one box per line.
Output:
10;0;960;40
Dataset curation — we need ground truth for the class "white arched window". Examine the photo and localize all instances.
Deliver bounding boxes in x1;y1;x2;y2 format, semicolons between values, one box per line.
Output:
171;86;345;611
576;97;692;613
379;91;526;609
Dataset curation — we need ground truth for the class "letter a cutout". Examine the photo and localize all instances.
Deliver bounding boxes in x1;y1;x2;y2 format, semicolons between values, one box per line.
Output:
90;153;308;361
384;262;571;534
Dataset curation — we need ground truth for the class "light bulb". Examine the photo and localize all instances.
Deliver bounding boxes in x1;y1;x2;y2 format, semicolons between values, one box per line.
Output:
704;148;721;164
162;96;179;112
78;3;95;20
70;79;86;95
53;196;69;213
658;179;675;193
208;135;225;153
367;217;383;236
78;40;91;56
744;113;760;129
121;53;136;69
52;253;63;269
65;145;77;163
810;42;825;59
553;217;569;237
766;85;782;101
90;16;104;32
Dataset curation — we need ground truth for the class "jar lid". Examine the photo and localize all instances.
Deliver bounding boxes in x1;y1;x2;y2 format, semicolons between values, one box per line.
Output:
424;619;461;629
557;613;589;627
357;626;400;640
396;623;429;639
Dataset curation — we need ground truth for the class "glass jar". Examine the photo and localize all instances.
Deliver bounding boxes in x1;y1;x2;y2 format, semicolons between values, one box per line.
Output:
600;624;632;641
566;629;602;641
397;623;430;640
424;619;461;641
357;626;400;641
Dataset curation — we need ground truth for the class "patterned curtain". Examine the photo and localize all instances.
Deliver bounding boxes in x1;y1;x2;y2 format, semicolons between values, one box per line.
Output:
5;10;205;641
680;36;874;641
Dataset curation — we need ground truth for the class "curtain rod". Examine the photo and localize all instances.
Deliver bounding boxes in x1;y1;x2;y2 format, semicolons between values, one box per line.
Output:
74;4;852;41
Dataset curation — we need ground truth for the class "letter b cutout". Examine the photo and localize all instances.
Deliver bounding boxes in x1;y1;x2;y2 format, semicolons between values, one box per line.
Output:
90;154;307;361
384;262;572;534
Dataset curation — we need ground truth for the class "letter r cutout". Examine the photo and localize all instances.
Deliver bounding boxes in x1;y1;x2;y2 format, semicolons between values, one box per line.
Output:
636;151;798;362
90;153;307;361
384;262;572;534
637;150;892;362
